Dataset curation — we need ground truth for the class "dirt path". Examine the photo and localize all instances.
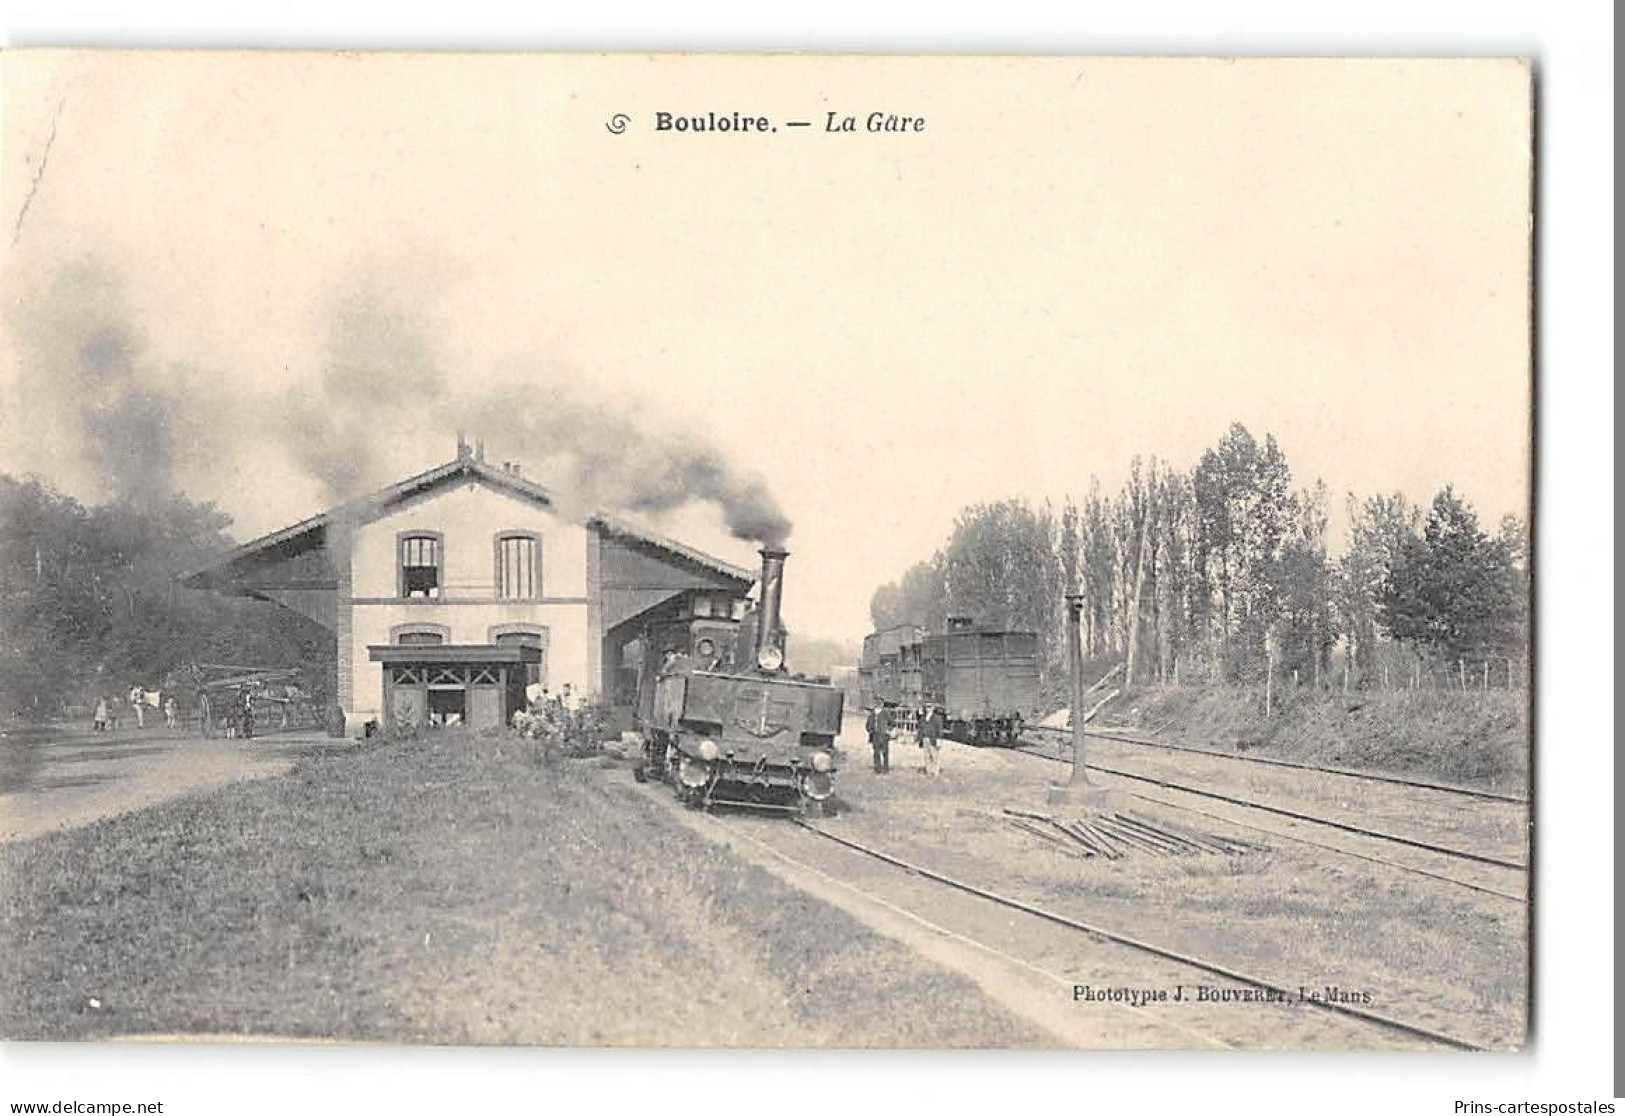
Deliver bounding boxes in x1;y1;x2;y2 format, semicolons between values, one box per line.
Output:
676;804;1421;1050
678;807;1171;1048
0;726;353;843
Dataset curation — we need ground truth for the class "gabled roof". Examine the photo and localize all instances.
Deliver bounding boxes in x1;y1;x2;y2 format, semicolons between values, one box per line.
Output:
181;455;756;589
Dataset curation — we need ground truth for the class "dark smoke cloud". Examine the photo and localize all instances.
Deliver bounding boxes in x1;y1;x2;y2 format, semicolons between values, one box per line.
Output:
10;257;792;548
7;262;190;502
282;272;792;547
462;392;792;547
281;282;448;504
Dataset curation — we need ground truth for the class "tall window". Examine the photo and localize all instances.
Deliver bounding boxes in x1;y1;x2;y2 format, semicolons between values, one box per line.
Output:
495;533;541;600
494;629;546;687
400;534;442;598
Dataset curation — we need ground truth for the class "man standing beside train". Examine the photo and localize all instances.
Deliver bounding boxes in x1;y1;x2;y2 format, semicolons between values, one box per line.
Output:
866;704;891;774
919;704;944;777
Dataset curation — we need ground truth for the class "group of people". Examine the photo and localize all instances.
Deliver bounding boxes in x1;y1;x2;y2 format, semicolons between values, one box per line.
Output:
511;682;591;742
91;687;178;733
865;703;947;777
223;688;256;739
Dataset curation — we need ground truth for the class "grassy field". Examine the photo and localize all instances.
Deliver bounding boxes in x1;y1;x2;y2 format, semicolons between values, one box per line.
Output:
0;730;1042;1046
1099;686;1528;794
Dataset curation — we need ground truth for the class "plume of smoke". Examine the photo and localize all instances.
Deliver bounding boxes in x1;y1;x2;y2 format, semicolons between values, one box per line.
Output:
8;257;793;549
5;261;190;502
280;284;449;504
282;268;793;547
461;391;792;548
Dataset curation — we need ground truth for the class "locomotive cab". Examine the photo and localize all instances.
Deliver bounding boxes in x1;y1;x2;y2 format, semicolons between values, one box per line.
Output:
636;548;844;815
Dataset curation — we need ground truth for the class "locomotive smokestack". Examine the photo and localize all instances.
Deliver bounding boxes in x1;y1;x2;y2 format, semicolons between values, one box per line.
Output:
756;547;789;668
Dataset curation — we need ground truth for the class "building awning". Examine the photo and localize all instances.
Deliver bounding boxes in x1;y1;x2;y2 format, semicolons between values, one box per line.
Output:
367;644;543;665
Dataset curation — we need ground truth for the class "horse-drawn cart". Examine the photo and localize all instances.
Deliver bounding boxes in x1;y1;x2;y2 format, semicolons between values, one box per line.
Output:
162;663;318;738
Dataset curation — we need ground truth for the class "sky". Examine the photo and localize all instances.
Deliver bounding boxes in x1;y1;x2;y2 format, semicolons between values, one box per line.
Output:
0;52;1532;642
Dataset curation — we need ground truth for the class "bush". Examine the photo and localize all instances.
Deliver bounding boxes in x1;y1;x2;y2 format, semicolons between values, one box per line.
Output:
511;702;611;760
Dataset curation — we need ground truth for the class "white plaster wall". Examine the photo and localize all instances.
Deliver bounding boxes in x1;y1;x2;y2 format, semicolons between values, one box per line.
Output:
343;481;592;729
350;481;587;599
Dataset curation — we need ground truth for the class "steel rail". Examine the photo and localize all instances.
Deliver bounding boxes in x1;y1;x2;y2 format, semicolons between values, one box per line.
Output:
704;815;1230;1049
1010;743;1527;872
1031;725;1527;805
1125;791;1525;902
791;820;1488;1052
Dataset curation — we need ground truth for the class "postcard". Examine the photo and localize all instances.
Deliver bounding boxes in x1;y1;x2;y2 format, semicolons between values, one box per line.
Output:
0;52;1531;1051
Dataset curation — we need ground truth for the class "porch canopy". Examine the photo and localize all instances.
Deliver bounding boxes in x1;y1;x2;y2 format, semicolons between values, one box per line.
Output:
367;644;543;666
368;643;544;733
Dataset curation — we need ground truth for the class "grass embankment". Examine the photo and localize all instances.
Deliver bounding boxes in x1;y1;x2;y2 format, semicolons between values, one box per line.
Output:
0;731;1041;1046
1101;686;1528;794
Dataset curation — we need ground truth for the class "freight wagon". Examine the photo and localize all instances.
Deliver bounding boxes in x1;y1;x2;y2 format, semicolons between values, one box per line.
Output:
858;623;924;711
860;617;1040;744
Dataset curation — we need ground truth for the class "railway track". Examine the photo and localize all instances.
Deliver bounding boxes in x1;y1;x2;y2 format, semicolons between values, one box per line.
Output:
1050;725;1527;806
711;813;1489;1051
1010;738;1525;870
1123;790;1525;902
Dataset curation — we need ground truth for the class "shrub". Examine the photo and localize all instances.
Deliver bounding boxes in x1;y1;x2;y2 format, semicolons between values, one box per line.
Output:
511;702;611;760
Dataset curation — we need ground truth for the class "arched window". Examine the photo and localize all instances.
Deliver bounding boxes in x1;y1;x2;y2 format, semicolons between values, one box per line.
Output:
398;532;444;599
494;532;542;600
491;624;548;688
392;623;450;645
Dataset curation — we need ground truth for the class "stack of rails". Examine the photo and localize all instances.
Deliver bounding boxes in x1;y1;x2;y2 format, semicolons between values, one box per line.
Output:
999;806;1268;859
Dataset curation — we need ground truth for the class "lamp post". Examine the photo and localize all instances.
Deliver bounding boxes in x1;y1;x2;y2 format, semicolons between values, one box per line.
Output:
1049;591;1106;806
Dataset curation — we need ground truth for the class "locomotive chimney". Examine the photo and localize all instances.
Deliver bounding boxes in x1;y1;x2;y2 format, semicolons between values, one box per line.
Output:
756;547;789;667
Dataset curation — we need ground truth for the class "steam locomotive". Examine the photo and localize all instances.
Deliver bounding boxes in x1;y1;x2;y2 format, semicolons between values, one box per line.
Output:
634;548;844;815
859;618;1040;744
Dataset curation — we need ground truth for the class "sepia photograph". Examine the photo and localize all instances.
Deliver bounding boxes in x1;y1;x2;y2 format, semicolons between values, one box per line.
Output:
0;46;1541;1064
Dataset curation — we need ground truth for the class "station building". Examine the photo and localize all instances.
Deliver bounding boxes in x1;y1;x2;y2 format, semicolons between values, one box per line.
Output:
182;443;754;735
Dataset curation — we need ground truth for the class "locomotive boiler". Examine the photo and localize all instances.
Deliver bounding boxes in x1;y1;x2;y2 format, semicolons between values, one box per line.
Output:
635;548;844;815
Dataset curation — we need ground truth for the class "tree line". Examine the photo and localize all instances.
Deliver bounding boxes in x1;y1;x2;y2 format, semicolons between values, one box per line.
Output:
868;422;1528;699
0;474;332;720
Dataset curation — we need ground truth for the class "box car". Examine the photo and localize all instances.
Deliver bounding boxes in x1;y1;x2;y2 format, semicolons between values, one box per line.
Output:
860;618;1038;744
